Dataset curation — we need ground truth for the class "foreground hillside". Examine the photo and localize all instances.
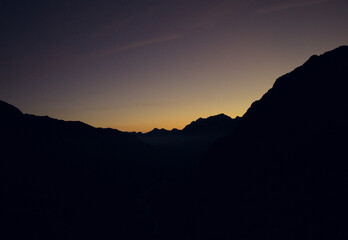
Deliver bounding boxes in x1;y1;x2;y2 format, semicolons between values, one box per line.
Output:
0;100;229;239
197;46;348;239
1;100;165;239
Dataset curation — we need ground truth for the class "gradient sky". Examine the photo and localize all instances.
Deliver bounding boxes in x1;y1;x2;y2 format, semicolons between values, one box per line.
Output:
1;0;348;132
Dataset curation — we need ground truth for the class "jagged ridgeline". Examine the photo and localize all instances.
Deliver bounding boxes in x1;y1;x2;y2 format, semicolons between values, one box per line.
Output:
197;46;348;239
0;99;238;239
1;46;348;239
135;114;240;151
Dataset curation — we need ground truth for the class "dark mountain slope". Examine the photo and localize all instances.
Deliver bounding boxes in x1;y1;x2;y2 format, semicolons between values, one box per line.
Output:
0;101;166;239
2;46;347;239
197;46;348;239
0;100;23;118
1;100;237;239
131;114;241;239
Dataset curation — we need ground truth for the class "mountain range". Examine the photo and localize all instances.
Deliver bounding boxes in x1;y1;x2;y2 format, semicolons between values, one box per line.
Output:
135;114;240;155
0;99;238;239
1;45;348;239
140;113;240;136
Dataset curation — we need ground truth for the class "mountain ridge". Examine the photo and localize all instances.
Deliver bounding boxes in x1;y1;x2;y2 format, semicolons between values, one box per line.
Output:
1;99;239;138
2;45;348;239
139;113;239;136
196;45;348;239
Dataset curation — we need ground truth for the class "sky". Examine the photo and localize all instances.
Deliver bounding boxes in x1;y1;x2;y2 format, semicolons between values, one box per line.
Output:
1;0;348;132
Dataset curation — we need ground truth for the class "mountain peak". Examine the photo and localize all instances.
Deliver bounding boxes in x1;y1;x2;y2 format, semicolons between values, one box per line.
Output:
150;127;168;132
209;113;231;119
143;127;172;136
182;113;239;135
0;100;22;115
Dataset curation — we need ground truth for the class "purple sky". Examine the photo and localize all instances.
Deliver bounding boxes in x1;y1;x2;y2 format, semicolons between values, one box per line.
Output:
1;0;347;132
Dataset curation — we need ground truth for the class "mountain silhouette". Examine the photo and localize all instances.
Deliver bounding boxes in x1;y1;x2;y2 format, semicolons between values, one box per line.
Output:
143;127;179;137
2;45;348;240
182;113;240;135
141;113;239;136
196;45;348;239
0;100;229;239
137;114;240;151
0;100;23;118
0;101;171;239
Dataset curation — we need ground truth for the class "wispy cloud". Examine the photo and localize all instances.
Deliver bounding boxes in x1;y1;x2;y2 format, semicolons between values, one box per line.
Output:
85;1;241;60
256;0;330;14
87;34;181;59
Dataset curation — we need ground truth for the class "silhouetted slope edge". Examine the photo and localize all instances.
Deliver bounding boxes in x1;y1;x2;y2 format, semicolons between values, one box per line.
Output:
182;113;239;135
0;100;22;116
143;127;177;137
0;101;166;239
0;100;144;145
0;100;207;239
139;113;239;136
137;114;240;150
197;45;348;239
2;45;348;240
